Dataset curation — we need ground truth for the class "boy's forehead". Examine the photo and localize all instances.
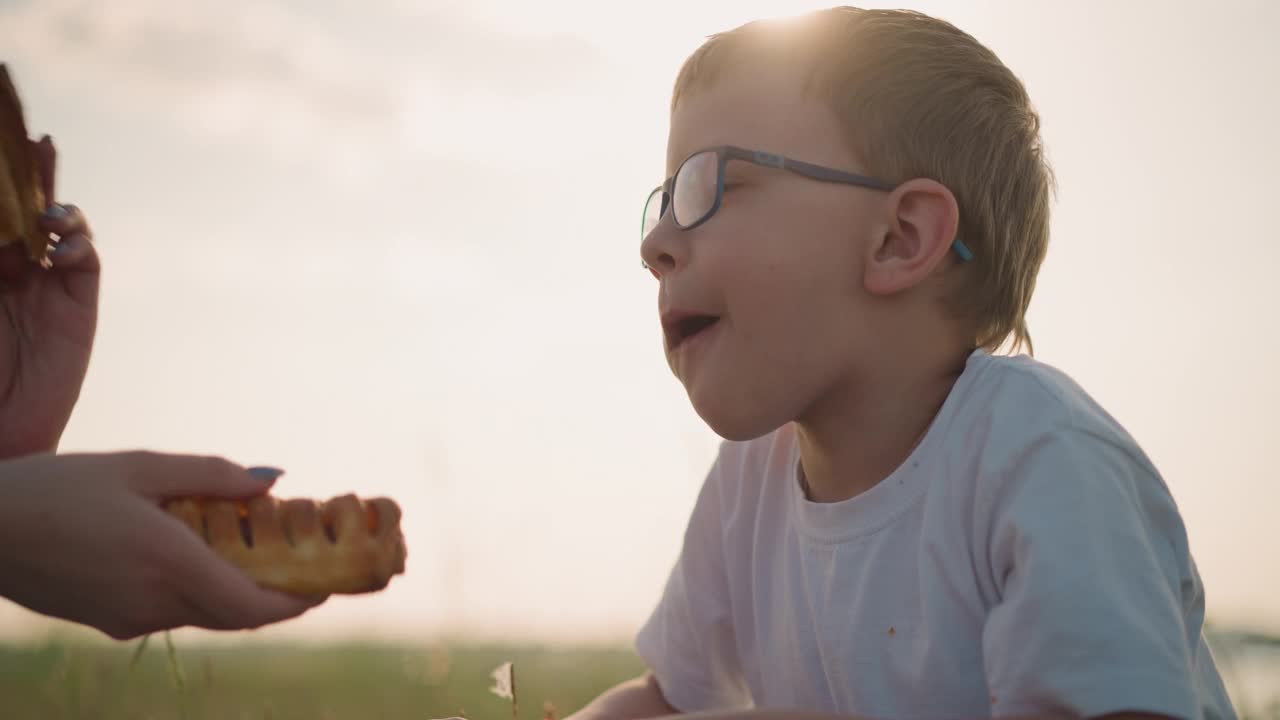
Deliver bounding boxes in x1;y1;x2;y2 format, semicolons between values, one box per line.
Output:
665;63;853;173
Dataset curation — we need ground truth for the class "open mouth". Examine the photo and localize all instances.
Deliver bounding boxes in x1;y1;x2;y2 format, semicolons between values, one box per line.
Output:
665;313;721;350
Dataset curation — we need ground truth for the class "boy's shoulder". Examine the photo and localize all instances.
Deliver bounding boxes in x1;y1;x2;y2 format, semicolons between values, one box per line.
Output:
948;350;1172;505
956;350;1141;452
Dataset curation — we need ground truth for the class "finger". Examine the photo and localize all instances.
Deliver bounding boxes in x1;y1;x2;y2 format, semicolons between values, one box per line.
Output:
159;521;326;632
182;555;328;631
48;232;98;272
37;203;91;240
47;232;100;308
109;451;283;500
193;585;324;632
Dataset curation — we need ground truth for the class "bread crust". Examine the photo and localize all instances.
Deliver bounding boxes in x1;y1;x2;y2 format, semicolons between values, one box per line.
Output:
165;494;407;595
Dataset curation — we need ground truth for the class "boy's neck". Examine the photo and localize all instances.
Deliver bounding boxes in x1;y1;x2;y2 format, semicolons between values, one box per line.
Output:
793;346;971;503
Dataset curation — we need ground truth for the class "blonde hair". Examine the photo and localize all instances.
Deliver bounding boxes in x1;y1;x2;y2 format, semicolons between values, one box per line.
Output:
672;7;1053;354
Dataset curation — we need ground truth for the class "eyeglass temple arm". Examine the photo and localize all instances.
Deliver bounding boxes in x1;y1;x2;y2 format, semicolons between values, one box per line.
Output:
747;150;974;262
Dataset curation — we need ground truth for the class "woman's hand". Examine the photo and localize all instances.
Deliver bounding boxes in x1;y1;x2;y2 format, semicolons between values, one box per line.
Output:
0;451;326;640
0;136;100;457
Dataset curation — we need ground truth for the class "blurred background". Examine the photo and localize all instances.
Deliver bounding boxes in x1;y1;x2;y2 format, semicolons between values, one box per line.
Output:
0;0;1276;717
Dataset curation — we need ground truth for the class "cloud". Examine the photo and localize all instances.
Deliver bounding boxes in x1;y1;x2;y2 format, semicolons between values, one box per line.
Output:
0;0;613;168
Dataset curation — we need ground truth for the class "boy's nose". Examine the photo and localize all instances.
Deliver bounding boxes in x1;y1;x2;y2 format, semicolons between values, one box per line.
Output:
640;220;688;278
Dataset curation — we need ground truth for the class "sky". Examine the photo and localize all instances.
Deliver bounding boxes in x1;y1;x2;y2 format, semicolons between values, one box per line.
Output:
0;0;1276;645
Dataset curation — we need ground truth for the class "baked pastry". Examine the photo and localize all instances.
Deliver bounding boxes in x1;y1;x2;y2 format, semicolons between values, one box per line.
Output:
0;64;50;265
165;494;407;595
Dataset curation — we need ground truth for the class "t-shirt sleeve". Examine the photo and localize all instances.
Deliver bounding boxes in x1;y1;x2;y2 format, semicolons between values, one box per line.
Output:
980;427;1207;719
635;447;752;713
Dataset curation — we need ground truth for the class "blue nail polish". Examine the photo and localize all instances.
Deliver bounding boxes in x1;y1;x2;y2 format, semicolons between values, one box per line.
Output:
247;466;285;482
42;204;68;220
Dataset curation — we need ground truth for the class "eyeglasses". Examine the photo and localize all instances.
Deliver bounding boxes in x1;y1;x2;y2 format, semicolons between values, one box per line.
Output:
641;145;974;263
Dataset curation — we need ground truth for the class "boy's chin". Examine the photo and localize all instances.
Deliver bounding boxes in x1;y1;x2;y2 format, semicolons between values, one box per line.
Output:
689;391;787;443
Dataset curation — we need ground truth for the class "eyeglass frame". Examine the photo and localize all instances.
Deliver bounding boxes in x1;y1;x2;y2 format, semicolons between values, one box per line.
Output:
641;145;974;263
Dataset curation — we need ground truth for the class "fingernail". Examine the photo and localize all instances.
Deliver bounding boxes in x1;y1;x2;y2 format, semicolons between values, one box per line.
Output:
247;466;285;483
42;204;68;220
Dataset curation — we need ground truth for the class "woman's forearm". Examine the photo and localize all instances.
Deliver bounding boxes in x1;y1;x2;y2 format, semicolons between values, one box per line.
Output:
569;673;680;720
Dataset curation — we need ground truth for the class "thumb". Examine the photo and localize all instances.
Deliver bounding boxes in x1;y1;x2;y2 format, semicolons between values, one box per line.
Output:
112;451;284;499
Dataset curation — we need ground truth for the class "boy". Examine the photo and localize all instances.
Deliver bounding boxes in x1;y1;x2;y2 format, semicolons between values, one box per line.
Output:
572;7;1234;720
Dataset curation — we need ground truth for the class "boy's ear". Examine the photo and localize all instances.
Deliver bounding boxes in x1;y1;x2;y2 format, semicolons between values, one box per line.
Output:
863;178;961;296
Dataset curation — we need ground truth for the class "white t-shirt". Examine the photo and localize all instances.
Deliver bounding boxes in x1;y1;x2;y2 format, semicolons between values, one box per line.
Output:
636;349;1236;720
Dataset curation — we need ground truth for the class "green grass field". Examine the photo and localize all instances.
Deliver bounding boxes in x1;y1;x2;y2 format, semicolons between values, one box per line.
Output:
3;635;1278;719
0;640;645;719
